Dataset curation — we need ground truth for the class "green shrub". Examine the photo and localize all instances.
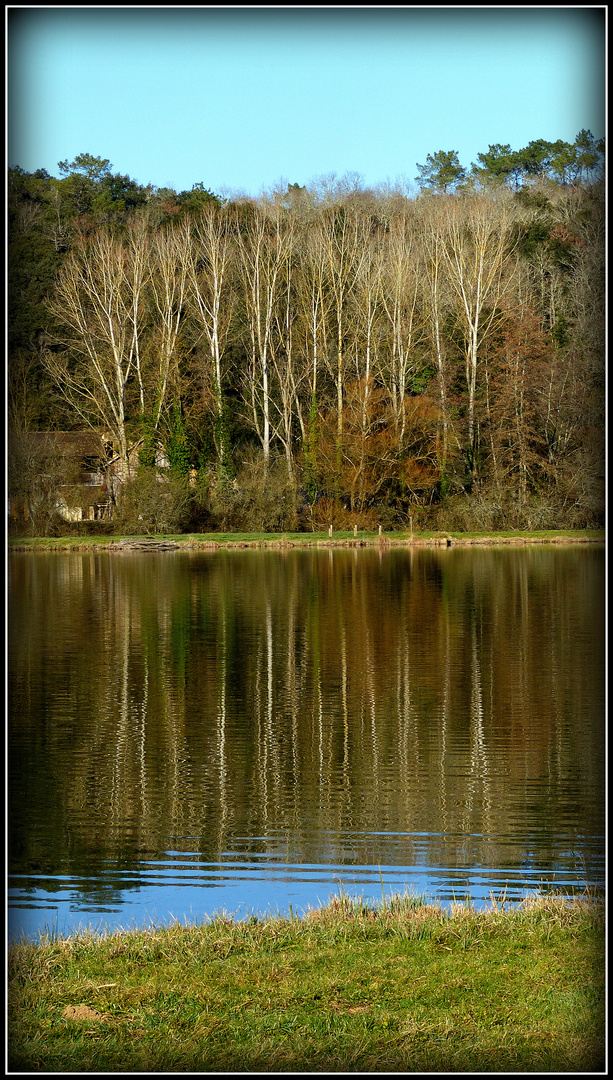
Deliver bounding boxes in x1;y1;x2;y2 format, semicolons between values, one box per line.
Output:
206;451;299;533
115;468;193;535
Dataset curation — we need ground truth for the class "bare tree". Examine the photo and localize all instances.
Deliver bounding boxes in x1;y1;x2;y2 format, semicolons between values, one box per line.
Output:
8;350;44;433
351;221;384;433
183;206;236;465
235;202;292;464
147;220;190;430
417;199;463;484
268;217;307;481
8;430;80;535
44;222;150;474
378;212;426;443
437;195;518;486
316;206;368;437
291;222;334;494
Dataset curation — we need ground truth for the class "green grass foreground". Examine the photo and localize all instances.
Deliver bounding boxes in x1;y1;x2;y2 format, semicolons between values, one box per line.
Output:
8;893;605;1073
7;527;606;552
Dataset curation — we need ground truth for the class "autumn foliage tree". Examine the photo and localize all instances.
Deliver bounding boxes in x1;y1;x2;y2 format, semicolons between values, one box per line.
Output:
483;302;553;505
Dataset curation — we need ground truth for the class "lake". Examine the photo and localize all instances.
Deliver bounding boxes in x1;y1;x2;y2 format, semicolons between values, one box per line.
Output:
8;544;605;942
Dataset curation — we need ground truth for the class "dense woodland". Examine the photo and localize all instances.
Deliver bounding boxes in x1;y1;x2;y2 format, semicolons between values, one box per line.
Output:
8;133;605;535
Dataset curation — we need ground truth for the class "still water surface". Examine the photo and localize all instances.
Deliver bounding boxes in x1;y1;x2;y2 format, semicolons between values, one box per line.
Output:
8;546;604;941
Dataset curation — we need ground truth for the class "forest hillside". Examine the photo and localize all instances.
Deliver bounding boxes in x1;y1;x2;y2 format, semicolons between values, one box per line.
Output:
8;135;605;535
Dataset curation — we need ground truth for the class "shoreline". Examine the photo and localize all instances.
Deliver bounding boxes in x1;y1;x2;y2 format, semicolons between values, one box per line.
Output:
9;892;604;1073
7;528;606;554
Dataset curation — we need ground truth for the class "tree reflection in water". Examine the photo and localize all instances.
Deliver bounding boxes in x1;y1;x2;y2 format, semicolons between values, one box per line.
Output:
8;545;605;934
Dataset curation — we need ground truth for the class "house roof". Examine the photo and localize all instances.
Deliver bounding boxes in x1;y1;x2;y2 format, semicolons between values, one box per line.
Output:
25;431;108;460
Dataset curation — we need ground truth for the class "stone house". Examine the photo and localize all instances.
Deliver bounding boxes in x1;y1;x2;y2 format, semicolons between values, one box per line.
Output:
9;430;170;524
31;431;114;522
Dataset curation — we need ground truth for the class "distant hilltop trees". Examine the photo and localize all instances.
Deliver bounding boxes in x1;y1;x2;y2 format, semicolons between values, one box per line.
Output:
416;131;604;194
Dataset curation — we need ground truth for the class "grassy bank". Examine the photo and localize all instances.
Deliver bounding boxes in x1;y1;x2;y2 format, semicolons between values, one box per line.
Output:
7;527;606;553
8;893;604;1073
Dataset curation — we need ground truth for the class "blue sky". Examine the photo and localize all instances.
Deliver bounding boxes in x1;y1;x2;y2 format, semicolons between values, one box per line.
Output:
7;6;606;198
